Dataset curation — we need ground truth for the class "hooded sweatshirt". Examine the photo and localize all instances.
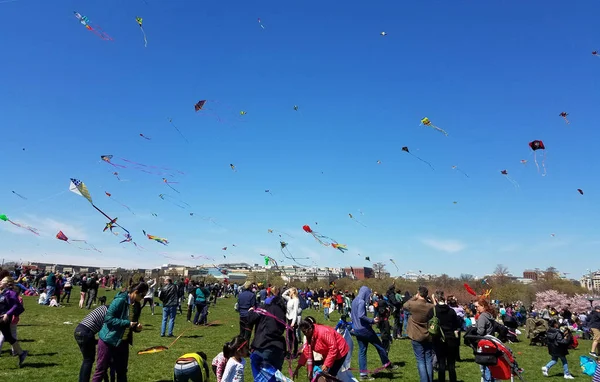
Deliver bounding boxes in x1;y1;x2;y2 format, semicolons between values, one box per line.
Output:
351;286;375;336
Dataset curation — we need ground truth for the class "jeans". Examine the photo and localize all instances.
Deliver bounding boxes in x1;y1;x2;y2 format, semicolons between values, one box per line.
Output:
174;361;203;382
355;329;390;376
546;356;570;375
412;340;434;382
402;311;410;337
75;324;108;382
193;302;207;325
62;287;72;303
162;305;177;336
186;304;194;321
45;286;55;305
324;308;329;320
92;339;129;382
86;289;97;309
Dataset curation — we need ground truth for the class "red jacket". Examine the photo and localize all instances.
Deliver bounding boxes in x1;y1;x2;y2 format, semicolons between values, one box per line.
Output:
298;324;349;368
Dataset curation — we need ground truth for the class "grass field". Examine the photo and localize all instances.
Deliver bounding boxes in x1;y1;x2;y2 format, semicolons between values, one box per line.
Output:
0;287;593;381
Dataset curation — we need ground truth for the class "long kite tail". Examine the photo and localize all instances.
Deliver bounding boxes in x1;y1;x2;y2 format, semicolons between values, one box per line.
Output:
411;153;435;170
140;26;148;47
458;168;470;178
169;119;188;143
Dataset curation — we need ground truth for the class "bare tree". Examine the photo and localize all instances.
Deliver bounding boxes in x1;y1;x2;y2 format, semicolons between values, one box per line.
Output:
372;262;387;279
493;264;510;277
460;274;475;282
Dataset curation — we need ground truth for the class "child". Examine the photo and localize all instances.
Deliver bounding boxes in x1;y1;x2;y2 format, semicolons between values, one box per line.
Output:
212;351;228;382
0;288;23;356
335;314;353;335
49;296;60;307
38;291;47;305
174;351;209;382
221;335;249;382
542;320;575;379
322;296;331;321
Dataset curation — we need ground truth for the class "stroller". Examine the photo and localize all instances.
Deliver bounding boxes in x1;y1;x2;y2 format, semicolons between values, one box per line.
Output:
525;317;548;346
467;334;525;381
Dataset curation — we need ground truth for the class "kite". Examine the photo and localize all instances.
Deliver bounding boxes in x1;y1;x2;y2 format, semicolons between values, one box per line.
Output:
267;229;293;238
365;256;371;262
389;259;399;272
159;194;189;209
348;213;366;227
550;233;556;238
105;192;134;214
56;230;101;252
464;283;477;297
302;224;345;252
559;112;569;125
194;100;206;112
577;188;583;195
230;164;236;172
593;51;599;57
139;133;151;140
113;172;122;181
331;243;348;253
137;325;218;355
528;140;546;176
143;230;168;245
116;157;184;177
402;146;434;170
451;166;469;178
420;117;448;136
380;32;387;36
280;241;310;267
11;191;27;200
135;17;147;47
258;18;265;29
74;11;113;41
191;254;214;261
162;178;180;193
500;170;519;188
240;111;247;116
293;105;299;111
376;160;381;164
103;217;119;234
0;214;39;235
265;190;272;196
101;155;126;168
520;160;528;165
168;118;188;143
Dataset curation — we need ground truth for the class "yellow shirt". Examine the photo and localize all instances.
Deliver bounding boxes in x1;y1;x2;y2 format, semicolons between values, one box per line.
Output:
322;298;331;308
178;353;202;364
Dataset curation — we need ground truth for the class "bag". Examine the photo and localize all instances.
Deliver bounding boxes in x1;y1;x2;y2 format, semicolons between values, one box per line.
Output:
195;287;206;304
428;306;444;341
580;355;597;376
475;353;498;366
299;295;309;310
569;335;579;350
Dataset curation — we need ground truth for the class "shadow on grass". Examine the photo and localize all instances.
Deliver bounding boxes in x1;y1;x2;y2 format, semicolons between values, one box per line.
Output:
29;352;59;356
18;339;36;343
184;335;203;339
23;362;60;368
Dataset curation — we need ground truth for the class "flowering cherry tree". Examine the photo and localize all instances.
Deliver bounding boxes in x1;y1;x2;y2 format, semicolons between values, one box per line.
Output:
534;290;591;313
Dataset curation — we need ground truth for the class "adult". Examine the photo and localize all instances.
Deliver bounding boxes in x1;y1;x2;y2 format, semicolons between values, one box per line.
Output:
45;270;56;305
426;291;462;382
237;281;256;341
293;316;350;380
86;274;99;309
61;273;73;304
474;298;497;382
247;285;287;375
80;273;89;309
404;286;435;382
159;277;179;337
141;278;156;315
74;299;109;382
0;276;28;367
92;282;148;382
351;286;394;380
587;305;600;357
447;295;465;362
174;351;210;382
386;285;403;340
193;282;210;326
282;287;300;357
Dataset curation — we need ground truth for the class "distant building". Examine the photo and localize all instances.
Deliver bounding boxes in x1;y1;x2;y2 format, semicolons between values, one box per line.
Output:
523;270;539;281
580;271;600;293
344;267;374;280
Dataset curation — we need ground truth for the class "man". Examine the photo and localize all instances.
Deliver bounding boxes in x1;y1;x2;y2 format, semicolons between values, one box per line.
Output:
44;271;56;305
588;306;600;357
404;286;435;382
159;277;179;337
86;275;99;309
237;281;256;341
386;285;404;339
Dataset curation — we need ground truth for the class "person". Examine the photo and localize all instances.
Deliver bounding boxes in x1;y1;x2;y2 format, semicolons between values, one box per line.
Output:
293;316;350;380
141;278;156;315
426;291;461;382
80;274;89;309
404;286;435;382
222;335;250;382
322;295;332;321
588;305;600;357
159;277;179;337
386;285;403;340
212;351;228;382
0;285;23;357
542;320;575;379
474;298;497;382
247;285;287;376
447;296;465;362
375;295;392;353
62;273;73;303
74;298;109;382
86;275;99;309
45;270;56;305
351;286;394;381
336;291;344;314
282;287;300;358
92;282;148;382
0;276;27;367
174;351;210;382
335;314;353;335
193;282;210;326
237;281;256;341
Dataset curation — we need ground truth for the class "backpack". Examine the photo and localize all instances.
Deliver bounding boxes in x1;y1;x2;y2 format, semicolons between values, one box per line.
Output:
195;287;206;304
569;335;579;350
428;306;445;341
299;295;309;310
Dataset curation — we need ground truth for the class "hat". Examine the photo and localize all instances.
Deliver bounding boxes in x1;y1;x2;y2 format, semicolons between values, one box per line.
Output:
242;281;252;289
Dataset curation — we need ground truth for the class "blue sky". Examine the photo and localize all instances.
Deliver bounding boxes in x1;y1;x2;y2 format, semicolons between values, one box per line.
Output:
1;0;599;278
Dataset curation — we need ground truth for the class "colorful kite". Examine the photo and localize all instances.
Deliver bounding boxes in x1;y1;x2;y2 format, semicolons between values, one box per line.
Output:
376;160;381;164
103;217;119;234
280;240;310;267
56;230;101;252
520;160;528;165
559;112;569;125
11;191;27;200
101;155;126;168
230;164;236;172
451;166;469;178
0;214;39;235
302;224;345;253
331;243;348;253
402;146;434;170
73;11;113;40
420;117;448;136
500;170;519;188
529;140;546;176
162;178;180;193
194;100;206;112
143;230;168;245
135;17;147;47
240;111;247;116
348;213;366;227
593;51;599;57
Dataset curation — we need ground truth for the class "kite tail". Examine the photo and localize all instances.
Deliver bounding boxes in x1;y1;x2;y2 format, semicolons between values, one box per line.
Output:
458;169;470;178
169;121;188;143
140;26;148;47
411;154;435;171
541;151;547;176
166;183;180;193
533;152;540;173
8;220;40;236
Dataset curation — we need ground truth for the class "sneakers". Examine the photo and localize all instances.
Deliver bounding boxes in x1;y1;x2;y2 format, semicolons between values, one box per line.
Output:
18;351;28;368
383;362;399;371
360;377;374;381
590;352;598;358
564;374;574;379
542;366;548;376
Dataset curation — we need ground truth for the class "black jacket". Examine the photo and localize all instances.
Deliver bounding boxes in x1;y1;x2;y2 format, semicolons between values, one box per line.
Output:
546;327;571;357
426;304;462;339
159;283;179;307
587;311;600;330
247;295;286;351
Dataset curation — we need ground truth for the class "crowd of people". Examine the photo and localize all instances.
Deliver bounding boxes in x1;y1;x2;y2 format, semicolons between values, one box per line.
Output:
3;264;600;381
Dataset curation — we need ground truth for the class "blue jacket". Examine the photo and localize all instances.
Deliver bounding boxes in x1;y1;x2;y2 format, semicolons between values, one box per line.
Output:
98;291;131;347
237;289;256;318
351;286;375;336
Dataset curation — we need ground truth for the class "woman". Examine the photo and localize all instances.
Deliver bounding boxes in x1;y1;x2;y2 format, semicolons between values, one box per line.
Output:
80;274;89;309
141;278;156;315
74;299;109;382
282;287;300;358
475;298;497;382
62;273;73;304
426;291;462;382
447;296;465;362
0;276;27;367
293;316;350;380
174;351;210;382
92;282;148;382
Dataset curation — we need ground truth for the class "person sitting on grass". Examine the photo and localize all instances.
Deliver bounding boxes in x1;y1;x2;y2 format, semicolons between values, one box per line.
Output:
173;351;210;382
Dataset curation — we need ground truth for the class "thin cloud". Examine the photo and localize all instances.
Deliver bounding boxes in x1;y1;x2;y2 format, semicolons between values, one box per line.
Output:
420;238;466;253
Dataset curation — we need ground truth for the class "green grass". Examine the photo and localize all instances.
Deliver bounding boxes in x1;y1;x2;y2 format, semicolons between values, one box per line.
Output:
0;287;593;381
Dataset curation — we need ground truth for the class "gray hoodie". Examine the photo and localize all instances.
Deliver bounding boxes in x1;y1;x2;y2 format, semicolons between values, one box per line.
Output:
351;286;375;336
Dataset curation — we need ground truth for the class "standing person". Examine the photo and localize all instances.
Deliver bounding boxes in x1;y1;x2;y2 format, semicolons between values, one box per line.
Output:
404;286;435;382
351;286;395;381
322;295;332;321
474;298;497;382
74;299;109;382
237;281;256;341
541;320;575;379
177;281;185;314
336;292;344;314
173;351;210;382
80;274;89;309
44;270;56;305
193;282;210;326
186;282;196;323
0;276;27;367
141;278;156;315
61;273;73;304
588;305;600;357
159;277;178;337
386;285;403;340
92;282;148;382
0;286;23;357
86;275;99;309
447;296;465;362
426;291;461;382
221;335;250;382
282;287;300;358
